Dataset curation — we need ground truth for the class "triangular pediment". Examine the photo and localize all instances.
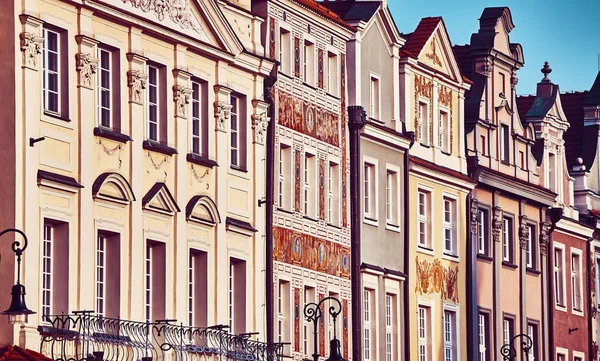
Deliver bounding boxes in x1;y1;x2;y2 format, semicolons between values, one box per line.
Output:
142;182;180;215
415;22;462;82
96;0;242;54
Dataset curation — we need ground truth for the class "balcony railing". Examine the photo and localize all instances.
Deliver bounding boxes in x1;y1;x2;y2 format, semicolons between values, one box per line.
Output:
38;312;285;361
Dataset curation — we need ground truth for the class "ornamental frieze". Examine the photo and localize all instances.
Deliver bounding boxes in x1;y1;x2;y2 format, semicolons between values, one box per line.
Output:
76;53;99;89
20;32;43;69
415;256;459;303
414;75;433;99
120;0;206;36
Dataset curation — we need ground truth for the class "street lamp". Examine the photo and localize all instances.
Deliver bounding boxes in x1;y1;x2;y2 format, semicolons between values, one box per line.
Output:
0;228;35;324
303;296;346;361
500;333;533;361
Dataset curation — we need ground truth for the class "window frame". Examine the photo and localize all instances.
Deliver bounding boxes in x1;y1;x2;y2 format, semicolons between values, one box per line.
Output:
502;216;514;264
385;294;395;361
279;26;292;75
526;320;539;361
477;311;490;361
502;315;515;348
442;195;458;257
41;223;53;319
438;107;450;153
363;158;378;222
477;207;490;257
328;161;340;225
554;243;566;309
363;289;373;361
417;304;432;361
304;152;316;218
230;94;240;167
42;26;64;117
500;124;510;164
417;188;432;251
385;164;401;229
190;79;208;157
97;47;113;129
369;73;381;121
417;100;430;145
571;249;583;314
146;64;161;142
526;224;537;270
278;143;292;210
96;234;107;318
443;304;459;361
303;39;315;85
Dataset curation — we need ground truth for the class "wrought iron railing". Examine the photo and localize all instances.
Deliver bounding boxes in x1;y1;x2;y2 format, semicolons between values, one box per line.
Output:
38;312;285;361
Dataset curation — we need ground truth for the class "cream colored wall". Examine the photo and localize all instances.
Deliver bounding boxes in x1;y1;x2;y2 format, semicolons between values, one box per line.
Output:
6;0;271;348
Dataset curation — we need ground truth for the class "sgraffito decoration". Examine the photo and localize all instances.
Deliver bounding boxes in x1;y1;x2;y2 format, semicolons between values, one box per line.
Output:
272;226;350;279
269;17;276;60
415;256;459;303
277;91;340;146
342;299;349;360
319;158;326;220
294;37;301;77
341;54;348;228
295;149;301;212
318;49;324;88
294;288;300;352
318;293;325;356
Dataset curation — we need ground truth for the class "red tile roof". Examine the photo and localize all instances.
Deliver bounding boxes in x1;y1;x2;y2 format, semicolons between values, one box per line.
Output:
0;346;54;361
400;17;442;58
292;0;357;32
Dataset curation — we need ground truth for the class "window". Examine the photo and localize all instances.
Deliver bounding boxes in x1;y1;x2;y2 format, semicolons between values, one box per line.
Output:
418;306;431;361
303;40;315;85
328;162;340;224
363;290;373;361
279;28;291;74
554;247;565;306
526;225;536;269
480;135;486;156
230;95;240;167
500;72;506;95
191;80;208;156
385;169;399;226
304;153;316;217
96;233;120;319
571;252;582;311
556;353;565;361
500;124;510;163
43;27;65;115
548;153;556;191
278;145;292;209
418;102;428;145
229;258;246;334
527;322;538;361
444;310;457;361
478;313;489;361
364;163;375;218
147;65;160;141
303;287;315;355
439;111;450;152
443;197;457;255
502;217;513;263
327;52;338;96
189;250;208;327
503;317;514;347
370;76;380;120
574;357;582;361
519;151;525;169
385;295;394;361
596;254;600;308
477;209;489;256
41;221;69;319
418;190;431;249
97;48;112;128
278;281;291;354
145;241;165;322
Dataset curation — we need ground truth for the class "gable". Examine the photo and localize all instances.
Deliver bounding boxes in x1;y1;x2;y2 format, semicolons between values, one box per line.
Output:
142;182;180;215
416;26;462;82
96;0;242;54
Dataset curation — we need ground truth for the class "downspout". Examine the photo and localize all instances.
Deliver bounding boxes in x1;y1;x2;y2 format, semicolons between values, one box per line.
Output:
348;106;366;361
587;236;593;361
264;69;277;355
466;195;478;361
403;132;415;361
546;207;563;361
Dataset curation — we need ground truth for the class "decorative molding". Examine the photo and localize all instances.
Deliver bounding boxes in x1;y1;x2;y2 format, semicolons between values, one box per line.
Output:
539;221;551;257
470;198;479;235
76;52;99;89
20;32;43;69
127;70;148;104
251;112;268;145
122;0;204;35
492;206;503;243
173;85;192;118
519;215;529;250
425;40;442;67
214;100;232;132
511;76;519;88
415;256;459;303
438;86;452;107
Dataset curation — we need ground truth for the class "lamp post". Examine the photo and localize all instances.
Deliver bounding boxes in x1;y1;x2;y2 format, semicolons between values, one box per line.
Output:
0;228;35;324
499;333;533;361
303;296;345;361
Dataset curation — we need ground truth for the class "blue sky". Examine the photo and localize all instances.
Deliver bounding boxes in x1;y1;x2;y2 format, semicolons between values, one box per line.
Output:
387;0;600;95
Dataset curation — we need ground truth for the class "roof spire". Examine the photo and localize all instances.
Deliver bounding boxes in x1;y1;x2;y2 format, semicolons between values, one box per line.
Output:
541;61;552;82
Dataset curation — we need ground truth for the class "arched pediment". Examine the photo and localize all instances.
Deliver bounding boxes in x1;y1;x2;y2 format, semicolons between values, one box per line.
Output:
186;195;221;226
142;182;180;215
92;172;135;204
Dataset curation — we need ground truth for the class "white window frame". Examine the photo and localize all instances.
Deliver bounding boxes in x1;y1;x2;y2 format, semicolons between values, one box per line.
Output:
42;223;53;319
230;94;240;167
478;312;488;361
363;157;378;223
328;161;340;224
145;243;152;321
526;322;537;361
303;286;315;355
526;224;535;269
502;217;513;263
417;100;429;145
571;249;583;314
417;188;432;251
229;261;234;330
363;289;373;361
554;243;566;309
146;64;160;142
97;47;112;128
555;347;568;361
438;108;450;153
385;294;394;361
417;302;432;361
502;316;514;347
442;195;458;257
278;143;292;209
370;73;381;120
385;164;401;230
190;80;204;155
327;50;339;96
277;280;291;354
96;235;106;317
42;27;61;115
188;251;195;326
572;350;585;361
443;304;459;361
279;26;291;75
303;38;315;85
304;152;316;217
477;208;489;256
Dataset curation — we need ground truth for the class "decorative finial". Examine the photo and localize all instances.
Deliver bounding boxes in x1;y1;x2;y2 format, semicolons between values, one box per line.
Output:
541;61;552;81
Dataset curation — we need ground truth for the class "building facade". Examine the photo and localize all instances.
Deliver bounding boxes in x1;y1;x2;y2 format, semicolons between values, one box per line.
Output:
252;1;354;359
400;17;474;361
1;0;273;349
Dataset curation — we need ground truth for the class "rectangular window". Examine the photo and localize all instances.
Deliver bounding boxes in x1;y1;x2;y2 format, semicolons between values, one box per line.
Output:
280;29;291;75
519;151;525;169
502;217;513;263
230;95;240;167
327;52;338;96
41;221;69;319
549;153;556;191
41;224;53;318
189;250;208;327
418;103;428;145
191;80;207;156
42;28;61;114
443;197;456;255
97;48;112;128
480;135;487;156
364;163;375;218
439;111;449;152
96;235;106;317
279;145;292;209
418;306;431;361
556;354;565;361
278;281;291;354
503;317;514;347
478;313;489;361
527;323;538;361
328;162;340;224
500;124;510;163
386;170;398;225
147;65;160;142
418;190;431;249
596;255;600;308
572;252;582;311
304;153;315;217
303;40;314;85
145;241;166;322
500;72;506;95
526;225;536;269
385;294;394;361
229;258;246;334
370;76;380;120
478;209;489;256
303;287;315;356
554;247;565;306
363;289;372;361
444;310;457;361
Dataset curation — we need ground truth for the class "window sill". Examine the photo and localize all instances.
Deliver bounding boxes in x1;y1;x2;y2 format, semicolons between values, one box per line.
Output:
417;245;434;256
276;207;294;215
302;81;317;90
363;216;378;227
526;267;541;275
94;127;132;143
555;304;567;313
302;215;319;222
442;252;459;262
327;222;342;230
419;143;431;148
477;254;494;262
142;140;178;156
385;223;401;233
500;160;510;165
440;150;451;156
326;92;340;100
187;153;218;168
502;261;518;270
43;110;71;122
230;165;248;173
572;308;584;317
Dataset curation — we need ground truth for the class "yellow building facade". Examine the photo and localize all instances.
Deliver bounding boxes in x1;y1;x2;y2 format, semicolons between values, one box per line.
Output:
399;17;474;361
0;0;273;349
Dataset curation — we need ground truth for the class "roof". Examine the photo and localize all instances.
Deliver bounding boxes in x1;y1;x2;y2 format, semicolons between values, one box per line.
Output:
585;71;600;106
561;91;589;168
319;1;380;22
401;17;442;57
516;95;535;124
291;0;357;32
452;44;473;80
0;346;54;361
525;85;560;118
409;156;475;184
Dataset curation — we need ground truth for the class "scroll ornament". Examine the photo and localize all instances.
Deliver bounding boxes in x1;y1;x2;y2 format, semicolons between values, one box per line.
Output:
76;53;99;88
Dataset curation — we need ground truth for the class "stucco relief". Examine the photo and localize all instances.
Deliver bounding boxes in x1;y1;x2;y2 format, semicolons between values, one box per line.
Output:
121;0;204;35
76;53;99;89
519;215;530;250
539;221;551;256
492;206;503;242
425;40;442;67
173;85;192;118
415;256;459;303
470;199;479;234
20;32;43;69
251;112;268;145
127;70;148;104
214;100;232;132
414;75;433;142
438;85;454;152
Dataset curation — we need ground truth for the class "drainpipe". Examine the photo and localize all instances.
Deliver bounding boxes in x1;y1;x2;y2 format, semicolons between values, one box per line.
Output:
466;195;478;361
587;236;593;361
348;105;366;361
264;70;277;356
403;131;414;361
546;207;562;361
